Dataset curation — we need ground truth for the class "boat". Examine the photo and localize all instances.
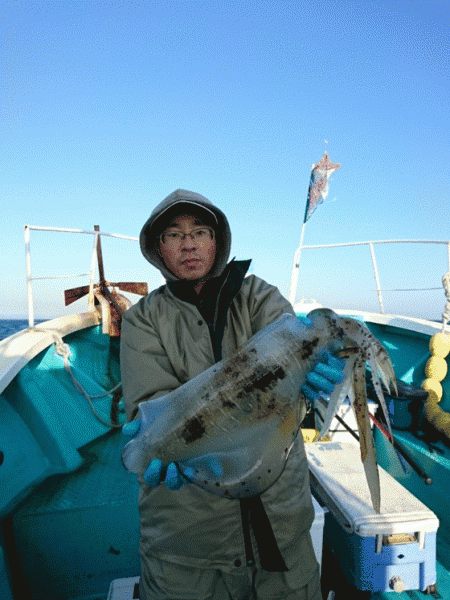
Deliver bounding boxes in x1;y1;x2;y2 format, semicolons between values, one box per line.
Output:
1;225;450;599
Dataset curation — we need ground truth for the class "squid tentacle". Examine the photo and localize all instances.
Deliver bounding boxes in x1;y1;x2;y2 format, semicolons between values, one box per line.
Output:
352;355;381;513
319;314;398;514
317;354;358;441
367;350;394;441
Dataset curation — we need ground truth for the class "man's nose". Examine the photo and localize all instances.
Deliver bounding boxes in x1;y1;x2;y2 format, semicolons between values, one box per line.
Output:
180;233;197;249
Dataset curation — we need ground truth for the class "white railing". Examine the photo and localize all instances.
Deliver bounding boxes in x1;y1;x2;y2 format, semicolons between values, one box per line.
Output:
289;239;450;314
24;225;142;328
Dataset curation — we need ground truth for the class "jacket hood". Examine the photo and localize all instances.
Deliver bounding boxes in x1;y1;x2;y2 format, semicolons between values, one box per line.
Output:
140;189;232;281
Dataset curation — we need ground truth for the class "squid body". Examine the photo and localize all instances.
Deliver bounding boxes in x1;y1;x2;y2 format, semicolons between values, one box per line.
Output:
122;309;397;512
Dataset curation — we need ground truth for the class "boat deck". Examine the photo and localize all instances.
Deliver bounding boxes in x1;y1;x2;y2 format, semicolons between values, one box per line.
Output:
5;425;450;600
5;429;140;600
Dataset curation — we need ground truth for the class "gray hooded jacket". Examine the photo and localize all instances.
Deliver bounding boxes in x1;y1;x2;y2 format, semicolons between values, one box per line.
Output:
120;190;317;580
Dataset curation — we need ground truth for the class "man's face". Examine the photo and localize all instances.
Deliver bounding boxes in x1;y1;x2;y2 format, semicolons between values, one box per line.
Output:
158;214;217;283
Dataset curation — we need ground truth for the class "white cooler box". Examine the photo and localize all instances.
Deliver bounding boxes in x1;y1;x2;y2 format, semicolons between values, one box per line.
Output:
306;441;439;594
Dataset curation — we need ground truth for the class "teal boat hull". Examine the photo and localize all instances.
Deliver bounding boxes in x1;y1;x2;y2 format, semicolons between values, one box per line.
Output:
1;323;136;600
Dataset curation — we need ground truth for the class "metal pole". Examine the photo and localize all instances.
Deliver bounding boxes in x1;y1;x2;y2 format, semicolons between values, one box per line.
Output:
25;225;139;242
369;242;384;313
24;225;34;327
289;222;306;305
87;233;99;311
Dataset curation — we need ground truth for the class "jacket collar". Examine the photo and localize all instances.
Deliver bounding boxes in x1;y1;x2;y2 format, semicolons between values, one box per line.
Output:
167;259;251;305
167;259;251;362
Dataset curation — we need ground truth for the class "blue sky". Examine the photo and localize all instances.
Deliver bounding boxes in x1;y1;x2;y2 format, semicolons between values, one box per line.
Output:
2;0;449;320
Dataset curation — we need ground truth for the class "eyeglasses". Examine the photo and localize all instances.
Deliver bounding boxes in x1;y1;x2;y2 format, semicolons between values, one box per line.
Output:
160;227;215;248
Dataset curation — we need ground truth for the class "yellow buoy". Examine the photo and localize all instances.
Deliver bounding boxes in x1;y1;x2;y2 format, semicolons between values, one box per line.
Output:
422;378;443;400
426;389;441;404
424;402;439;421
425;356;448;382
422;329;450;441
429;332;450;358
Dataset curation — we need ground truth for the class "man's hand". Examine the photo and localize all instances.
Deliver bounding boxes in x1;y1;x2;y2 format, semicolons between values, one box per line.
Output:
301;350;345;404
143;458;193;490
297;315;346;403
122;420;193;490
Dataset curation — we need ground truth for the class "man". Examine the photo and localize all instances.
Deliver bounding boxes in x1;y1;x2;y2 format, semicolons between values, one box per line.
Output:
120;189;344;600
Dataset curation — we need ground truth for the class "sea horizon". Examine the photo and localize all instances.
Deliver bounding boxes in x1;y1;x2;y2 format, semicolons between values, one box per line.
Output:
0;318;48;342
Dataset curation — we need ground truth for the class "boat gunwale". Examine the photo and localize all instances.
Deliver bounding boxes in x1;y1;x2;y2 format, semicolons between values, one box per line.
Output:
0;311;101;395
294;303;443;337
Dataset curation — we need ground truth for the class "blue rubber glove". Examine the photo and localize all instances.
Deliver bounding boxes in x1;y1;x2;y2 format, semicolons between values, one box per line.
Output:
301;344;346;404
122;420;194;490
298;315;345;404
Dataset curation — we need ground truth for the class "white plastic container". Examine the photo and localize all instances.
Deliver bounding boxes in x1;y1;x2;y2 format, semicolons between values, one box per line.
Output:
310;495;325;572
107;576;140;600
305;442;439;593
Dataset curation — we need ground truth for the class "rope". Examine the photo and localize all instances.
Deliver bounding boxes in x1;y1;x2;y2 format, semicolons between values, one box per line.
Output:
441;273;450;333
31;328;123;428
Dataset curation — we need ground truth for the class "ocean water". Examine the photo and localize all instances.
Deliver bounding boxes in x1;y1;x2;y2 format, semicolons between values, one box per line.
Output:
0;319;46;342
